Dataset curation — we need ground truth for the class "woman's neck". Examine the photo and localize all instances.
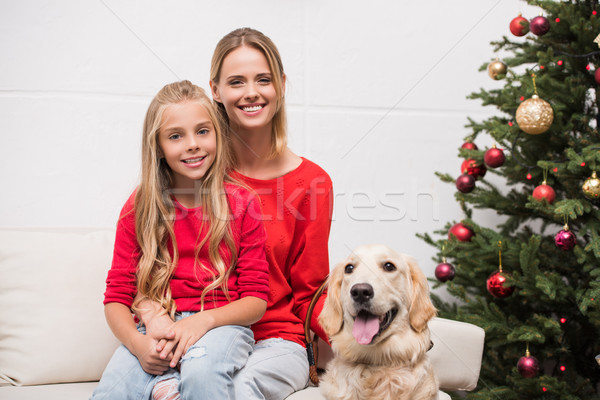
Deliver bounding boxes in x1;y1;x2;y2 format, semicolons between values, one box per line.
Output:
230;126;272;170
230;127;301;180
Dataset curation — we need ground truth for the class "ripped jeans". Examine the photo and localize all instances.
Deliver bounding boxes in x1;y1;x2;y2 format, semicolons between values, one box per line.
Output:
90;312;254;400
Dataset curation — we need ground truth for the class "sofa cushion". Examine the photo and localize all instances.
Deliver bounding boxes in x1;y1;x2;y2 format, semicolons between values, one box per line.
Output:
0;229;120;386
0;382;98;399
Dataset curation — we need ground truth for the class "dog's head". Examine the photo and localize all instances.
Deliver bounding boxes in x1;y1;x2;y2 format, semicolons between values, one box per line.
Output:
319;244;437;348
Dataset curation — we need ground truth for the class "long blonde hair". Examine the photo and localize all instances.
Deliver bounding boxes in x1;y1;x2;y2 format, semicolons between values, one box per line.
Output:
210;27;287;159
133;80;237;318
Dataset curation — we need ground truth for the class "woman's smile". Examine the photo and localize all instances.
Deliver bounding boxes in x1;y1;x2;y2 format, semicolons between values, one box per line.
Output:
211;46;280;133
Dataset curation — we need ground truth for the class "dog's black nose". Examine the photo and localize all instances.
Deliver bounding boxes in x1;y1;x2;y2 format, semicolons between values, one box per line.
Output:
350;283;374;304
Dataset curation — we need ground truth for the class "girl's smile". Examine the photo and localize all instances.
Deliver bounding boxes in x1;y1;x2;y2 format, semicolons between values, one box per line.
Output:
158;101;216;191
182;155;207;167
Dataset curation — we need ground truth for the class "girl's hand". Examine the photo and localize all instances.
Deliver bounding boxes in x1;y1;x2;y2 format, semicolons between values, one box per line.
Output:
162;311;216;368
134;297;176;341
104;302;174;375
131;332;173;375
146;313;177;349
133;297;177;356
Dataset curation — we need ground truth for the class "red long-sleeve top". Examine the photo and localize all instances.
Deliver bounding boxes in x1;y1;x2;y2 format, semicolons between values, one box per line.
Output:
104;184;269;311
233;158;333;347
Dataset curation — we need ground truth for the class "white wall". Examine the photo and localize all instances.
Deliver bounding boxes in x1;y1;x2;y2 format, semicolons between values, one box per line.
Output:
0;1;540;287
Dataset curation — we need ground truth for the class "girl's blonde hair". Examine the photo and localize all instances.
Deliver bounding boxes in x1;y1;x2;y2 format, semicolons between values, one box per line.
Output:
133;80;237;318
210;27;287;159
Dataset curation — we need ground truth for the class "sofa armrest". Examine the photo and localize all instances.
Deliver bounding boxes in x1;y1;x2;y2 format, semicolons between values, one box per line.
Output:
429;317;485;391
0;228;119;386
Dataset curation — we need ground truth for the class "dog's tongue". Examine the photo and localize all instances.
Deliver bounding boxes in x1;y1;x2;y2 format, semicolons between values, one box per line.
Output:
352;311;380;345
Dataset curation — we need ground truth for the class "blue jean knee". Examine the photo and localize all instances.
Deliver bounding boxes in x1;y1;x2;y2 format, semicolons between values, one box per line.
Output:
90;325;178;400
178;324;254;400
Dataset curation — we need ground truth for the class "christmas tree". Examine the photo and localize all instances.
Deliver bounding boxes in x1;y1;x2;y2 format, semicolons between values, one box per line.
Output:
419;1;600;399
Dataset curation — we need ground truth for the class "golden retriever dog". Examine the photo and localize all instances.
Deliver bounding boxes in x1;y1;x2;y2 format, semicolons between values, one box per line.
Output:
318;244;438;400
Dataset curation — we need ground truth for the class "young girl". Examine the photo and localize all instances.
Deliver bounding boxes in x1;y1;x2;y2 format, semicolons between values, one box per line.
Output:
90;80;269;400
143;28;334;399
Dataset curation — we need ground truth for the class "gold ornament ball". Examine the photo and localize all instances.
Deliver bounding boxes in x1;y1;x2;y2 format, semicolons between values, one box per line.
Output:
488;60;507;80
583;171;600;200
515;95;554;134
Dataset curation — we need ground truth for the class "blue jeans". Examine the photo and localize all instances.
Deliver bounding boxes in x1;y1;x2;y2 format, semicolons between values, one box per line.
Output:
233;338;309;400
91;314;254;400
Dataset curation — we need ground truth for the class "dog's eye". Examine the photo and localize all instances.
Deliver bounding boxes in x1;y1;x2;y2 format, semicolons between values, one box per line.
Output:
382;262;396;272
344;264;354;274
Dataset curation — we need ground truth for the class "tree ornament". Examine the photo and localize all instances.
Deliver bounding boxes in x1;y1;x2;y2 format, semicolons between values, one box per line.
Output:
448;222;474;242
582;171;600;203
595;68;600;85
555;223;576;251
461;159;487;179
516;74;554;134
486;270;514;298
435;257;456;282
533;171;556;204
456;173;476;193
516;95;554;134
510;13;529;36
595;33;600;48
486;242;515;298
488;59;507;80
461;141;478;150
483;145;505;168
530;14;550;36
532;181;556;204
517;347;540;378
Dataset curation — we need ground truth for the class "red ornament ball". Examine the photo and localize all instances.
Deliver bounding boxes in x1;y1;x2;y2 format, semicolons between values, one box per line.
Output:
555;227;576;251
456;173;476;193
448;223;474;242
461;141;478;151
532;182;556;204
461;159;487;179
510;14;529;36
595;69;600;85
486;270;515;298
484;146;505;168
517;354;540;378
435;262;456;282
530;15;550;36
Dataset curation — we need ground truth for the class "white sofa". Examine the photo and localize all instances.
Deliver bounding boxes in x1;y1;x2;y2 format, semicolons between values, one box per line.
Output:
0;228;485;399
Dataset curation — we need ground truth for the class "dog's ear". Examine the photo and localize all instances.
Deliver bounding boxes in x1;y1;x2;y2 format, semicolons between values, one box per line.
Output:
404;255;437;332
318;262;345;337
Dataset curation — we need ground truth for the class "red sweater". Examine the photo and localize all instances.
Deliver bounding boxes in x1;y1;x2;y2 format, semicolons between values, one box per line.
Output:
104;184;269;311
233;158;333;347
